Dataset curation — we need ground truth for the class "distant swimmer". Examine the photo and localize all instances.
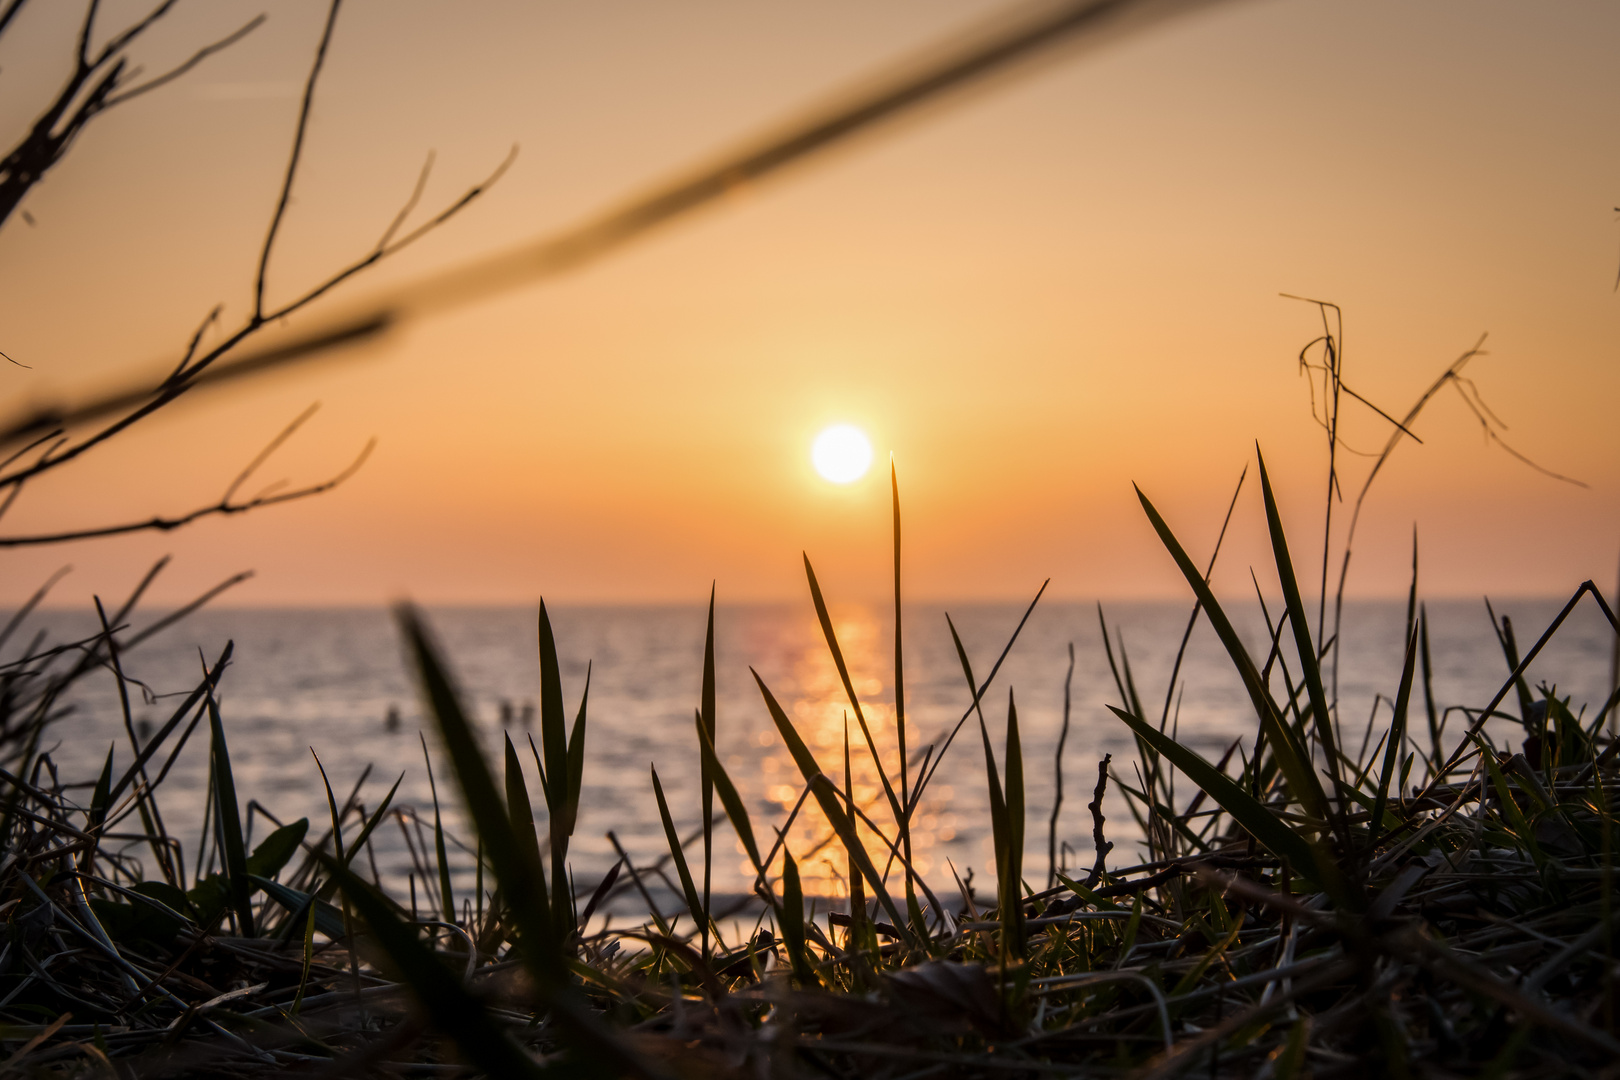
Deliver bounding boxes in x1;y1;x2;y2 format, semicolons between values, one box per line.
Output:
385;704;401;733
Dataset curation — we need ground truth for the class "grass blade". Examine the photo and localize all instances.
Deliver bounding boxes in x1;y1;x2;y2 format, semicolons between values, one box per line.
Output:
1108;705;1319;885
504;734;554;932
1005;688;1024;933
700;584;717;960
397;604;661;1079
803;555;906;839
88;745;113;832
1256;449;1347;830
1371;626;1418;848
206;685;253;936
752;669;910;943
693;709;762;874
1134;484;1330;825
401;605;554;955
421;733;455;923
565;663;591;841
537;600;575;931
778;847;818;985
323;857;545;1078
651;764;706;944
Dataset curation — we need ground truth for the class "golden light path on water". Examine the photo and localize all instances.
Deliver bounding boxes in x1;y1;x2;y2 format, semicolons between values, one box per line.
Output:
742;605;956;900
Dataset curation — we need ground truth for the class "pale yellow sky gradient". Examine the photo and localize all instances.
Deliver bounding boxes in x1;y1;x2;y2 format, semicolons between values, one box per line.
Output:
0;0;1615;607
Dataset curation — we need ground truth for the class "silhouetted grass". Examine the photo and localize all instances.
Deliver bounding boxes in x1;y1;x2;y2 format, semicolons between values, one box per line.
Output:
3;448;1619;1077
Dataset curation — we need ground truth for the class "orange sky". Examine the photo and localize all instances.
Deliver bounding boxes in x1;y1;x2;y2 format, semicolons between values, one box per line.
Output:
0;0;1615;608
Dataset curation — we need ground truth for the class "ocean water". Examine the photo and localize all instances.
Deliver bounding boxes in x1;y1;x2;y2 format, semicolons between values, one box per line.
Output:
25;596;1617;912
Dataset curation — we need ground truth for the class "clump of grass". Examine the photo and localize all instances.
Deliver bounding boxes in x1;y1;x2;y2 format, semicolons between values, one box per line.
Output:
3;446;1618;1078
3;319;1617;1077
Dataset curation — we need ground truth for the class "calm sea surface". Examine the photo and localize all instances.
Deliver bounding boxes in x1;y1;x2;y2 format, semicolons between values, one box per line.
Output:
27;598;1618;910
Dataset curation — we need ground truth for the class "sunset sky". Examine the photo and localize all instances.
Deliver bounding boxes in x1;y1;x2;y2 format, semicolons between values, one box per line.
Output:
0;0;1615;608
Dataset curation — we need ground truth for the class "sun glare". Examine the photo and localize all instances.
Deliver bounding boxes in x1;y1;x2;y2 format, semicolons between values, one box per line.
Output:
811;424;872;483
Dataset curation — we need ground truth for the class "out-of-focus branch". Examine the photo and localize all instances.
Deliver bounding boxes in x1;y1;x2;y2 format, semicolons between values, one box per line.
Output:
0;431;373;547
0;1;258;230
1;0;1223;446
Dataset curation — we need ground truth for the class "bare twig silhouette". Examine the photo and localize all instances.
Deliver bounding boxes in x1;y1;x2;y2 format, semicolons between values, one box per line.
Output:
0;0;1223;446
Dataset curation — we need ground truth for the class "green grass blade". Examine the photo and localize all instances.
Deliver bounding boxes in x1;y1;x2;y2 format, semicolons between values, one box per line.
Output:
400;605;557;958
312;750;358;974
1419;603;1441;770
206;686;253;936
751;669;910;941
1108;705;1318;885
1371;626;1419;847
107;643;231;807
537;600;568;832
1134;484;1330;824
253;876;348;940
565;662;590;841
778;847;818;985
293;898;316;1014
1256;450;1346;818
88;745;114;831
399;606;661;1078
650;764;707;942
844;722;867;939
323;857;546;1078
699;586;717;960
1004;688;1024;917
504;735;554;933
421;733;455;923
803;554;906;833
693;709;762;873
537;600;577;934
891;462;909;806
247;819;309;913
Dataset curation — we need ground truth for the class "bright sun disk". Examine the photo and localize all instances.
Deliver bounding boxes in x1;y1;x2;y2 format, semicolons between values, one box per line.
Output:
811;424;872;483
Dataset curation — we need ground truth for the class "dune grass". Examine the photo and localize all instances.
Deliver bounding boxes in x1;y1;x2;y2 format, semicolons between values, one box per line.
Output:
1;441;1618;1078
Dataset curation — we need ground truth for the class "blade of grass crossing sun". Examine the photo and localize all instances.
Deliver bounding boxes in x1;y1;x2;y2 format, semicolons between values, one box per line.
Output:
751;669;910;942
651;764;706;943
1371;626;1418;849
206;685;253;936
1108;705;1318;886
1134;485;1329;825
1257;449;1349;835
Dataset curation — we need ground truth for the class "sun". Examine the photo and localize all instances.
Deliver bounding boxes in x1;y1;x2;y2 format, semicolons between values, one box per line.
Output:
811;424;873;483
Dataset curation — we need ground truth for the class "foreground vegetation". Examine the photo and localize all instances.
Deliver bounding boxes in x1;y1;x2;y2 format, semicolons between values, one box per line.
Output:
2;450;1618;1079
5;3;1616;1076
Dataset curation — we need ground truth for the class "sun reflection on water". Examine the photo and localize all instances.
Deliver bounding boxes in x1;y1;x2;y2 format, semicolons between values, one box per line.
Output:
746;604;956;900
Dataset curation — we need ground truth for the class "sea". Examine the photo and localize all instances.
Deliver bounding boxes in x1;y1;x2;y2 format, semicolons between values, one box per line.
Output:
22;597;1618;916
